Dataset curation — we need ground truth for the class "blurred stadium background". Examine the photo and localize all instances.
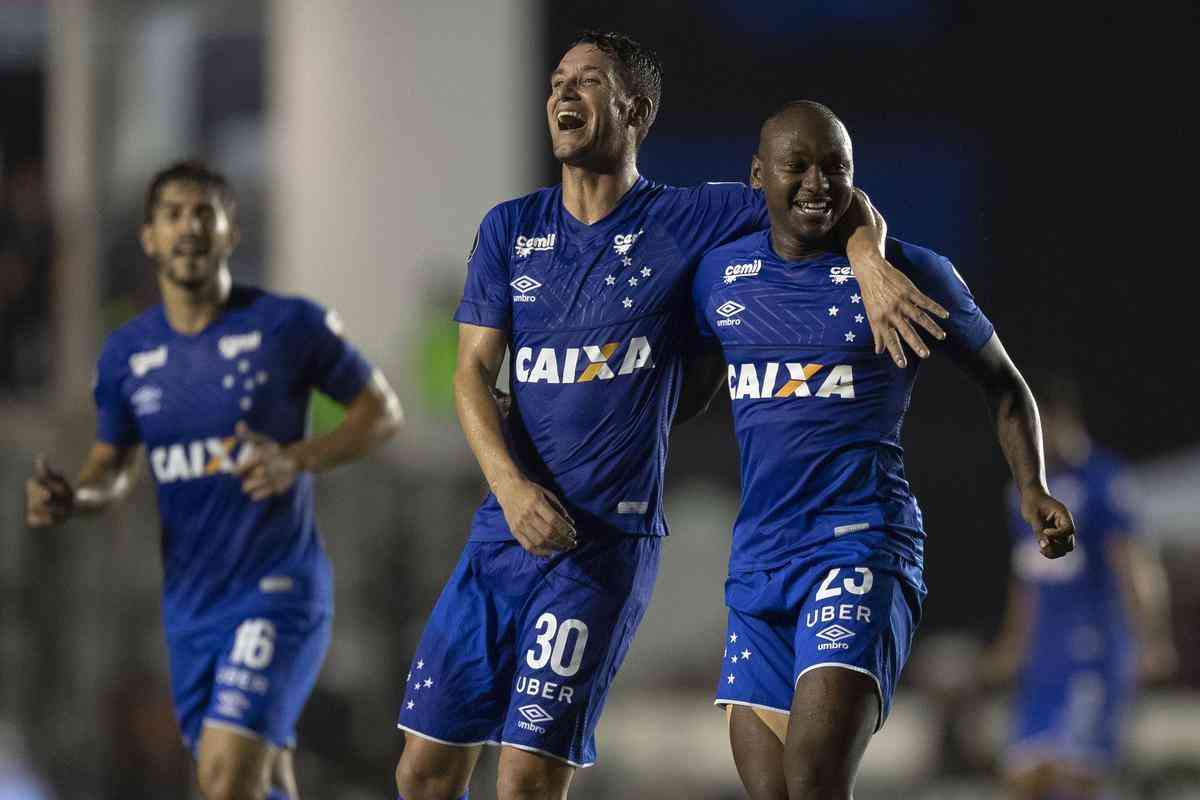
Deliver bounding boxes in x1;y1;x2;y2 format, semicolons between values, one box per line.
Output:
1;1;1195;798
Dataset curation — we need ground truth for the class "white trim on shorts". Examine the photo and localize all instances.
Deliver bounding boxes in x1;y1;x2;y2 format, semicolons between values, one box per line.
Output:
712;698;792;716
499;739;594;769
396;723;499;749
795;663;886;732
201;718;269;745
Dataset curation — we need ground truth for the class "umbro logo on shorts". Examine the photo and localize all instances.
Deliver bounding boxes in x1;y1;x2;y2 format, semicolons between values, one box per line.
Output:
518;704;554;724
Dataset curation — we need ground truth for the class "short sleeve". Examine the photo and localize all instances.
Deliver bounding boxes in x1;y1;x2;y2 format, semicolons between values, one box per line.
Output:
294;299;373;405
895;243;994;357
453;204;512;331
671;183;769;259
93;342;140;446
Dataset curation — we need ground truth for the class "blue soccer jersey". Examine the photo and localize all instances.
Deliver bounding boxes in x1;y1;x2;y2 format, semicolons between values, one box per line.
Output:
1006;448;1139;767
93;285;373;633
454;178;767;539
693;231;995;574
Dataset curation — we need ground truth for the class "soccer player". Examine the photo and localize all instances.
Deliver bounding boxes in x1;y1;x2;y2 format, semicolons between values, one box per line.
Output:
693;101;1077;800
393;33;948;800
985;374;1176;800
24;161;402;800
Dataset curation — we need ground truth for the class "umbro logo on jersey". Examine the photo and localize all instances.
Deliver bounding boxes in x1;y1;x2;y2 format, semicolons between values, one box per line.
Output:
129;345;167;377
514;336;654;384
218;331;262;360
815;624;855;650
511;275;542;302
728;362;855;400
515;233;556;258
724;259;762;283
612;229;643;255
716;300;746;327
131;385;162;417
829;265;855;285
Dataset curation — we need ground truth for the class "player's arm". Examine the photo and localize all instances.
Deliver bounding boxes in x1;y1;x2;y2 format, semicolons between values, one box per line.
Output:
1107;535;1177;682
980;576;1035;686
952;334;1076;559
454;323;576;556
235;369;402;500
25;443;140;527
839;190;950;368
674;347;726;426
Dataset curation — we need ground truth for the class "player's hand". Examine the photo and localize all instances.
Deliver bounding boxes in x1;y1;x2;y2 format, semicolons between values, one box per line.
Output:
1020;488;1076;559
232;422;299;501
25;455;75;528
495;476;577;557
851;250;949;368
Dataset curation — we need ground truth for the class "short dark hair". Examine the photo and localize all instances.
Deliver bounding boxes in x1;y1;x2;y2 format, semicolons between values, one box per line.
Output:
567;30;663;139
144;160;236;224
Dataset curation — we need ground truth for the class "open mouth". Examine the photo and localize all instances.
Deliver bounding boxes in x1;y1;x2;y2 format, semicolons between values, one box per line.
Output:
556;110;586;131
793;197;832;217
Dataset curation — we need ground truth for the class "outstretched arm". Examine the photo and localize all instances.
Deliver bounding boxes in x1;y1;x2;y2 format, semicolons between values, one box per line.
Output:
25;443;140;527
453;323;576;556
234;368;402;500
841;190;951;368
953;334;1076;558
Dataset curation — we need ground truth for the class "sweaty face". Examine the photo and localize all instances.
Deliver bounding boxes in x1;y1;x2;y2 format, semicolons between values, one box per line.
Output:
141;181;235;291
546;44;632;166
753;112;854;244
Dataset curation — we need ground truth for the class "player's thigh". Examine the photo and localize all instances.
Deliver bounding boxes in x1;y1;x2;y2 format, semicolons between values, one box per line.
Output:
395;735;482;799
497;745;574;800
196;723;276;799
726;705;788;800
785;666;877;786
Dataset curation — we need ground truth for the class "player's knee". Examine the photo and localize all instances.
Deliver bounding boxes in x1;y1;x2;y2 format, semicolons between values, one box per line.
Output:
496;761;562;800
394;755;462;800
782;752;854;800
196;755;269;800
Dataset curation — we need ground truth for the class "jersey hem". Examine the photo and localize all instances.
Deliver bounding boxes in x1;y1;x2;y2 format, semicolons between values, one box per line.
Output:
396;723;500;748
499;740;594;769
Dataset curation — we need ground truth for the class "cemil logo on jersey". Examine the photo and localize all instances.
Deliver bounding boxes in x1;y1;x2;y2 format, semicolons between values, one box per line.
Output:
150;436;256;484
728;362;855;400
723;259;762;284
514;336;653;384
129;345;167;377
715;300;746;327
511;275;542;303
829;265;855;285
218;331;262;360
515;233;556;258
612;229;643;255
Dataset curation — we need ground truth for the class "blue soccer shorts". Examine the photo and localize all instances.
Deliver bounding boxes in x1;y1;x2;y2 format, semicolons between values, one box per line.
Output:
1007;652;1135;773
397;532;660;767
714;536;925;730
166;603;331;754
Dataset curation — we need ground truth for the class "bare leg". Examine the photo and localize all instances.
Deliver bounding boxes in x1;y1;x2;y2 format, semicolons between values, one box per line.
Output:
196;724;276;800
395;734;482;800
784;667;878;800
496;745;575;800
727;705;789;800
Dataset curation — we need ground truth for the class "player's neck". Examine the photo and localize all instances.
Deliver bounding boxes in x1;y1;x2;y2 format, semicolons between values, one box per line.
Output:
159;266;232;335
769;228;841;263
560;160;640;225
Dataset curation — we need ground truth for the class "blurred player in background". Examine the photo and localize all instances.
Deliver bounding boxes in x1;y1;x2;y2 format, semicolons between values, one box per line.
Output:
692;101;1077;800
393;32;949;800
985;372;1176;800
24;161;402;800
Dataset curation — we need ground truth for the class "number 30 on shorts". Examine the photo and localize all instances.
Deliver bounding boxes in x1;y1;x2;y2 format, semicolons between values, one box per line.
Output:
525;612;589;677
815;567;874;601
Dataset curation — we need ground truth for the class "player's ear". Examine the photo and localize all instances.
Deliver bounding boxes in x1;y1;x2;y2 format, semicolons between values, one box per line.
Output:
750;154;764;190
627;95;653;135
139;223;156;258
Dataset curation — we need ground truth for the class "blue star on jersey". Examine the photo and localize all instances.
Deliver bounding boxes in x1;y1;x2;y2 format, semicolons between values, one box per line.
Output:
693;230;996;573
454;177;768;539
93;285;373;632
